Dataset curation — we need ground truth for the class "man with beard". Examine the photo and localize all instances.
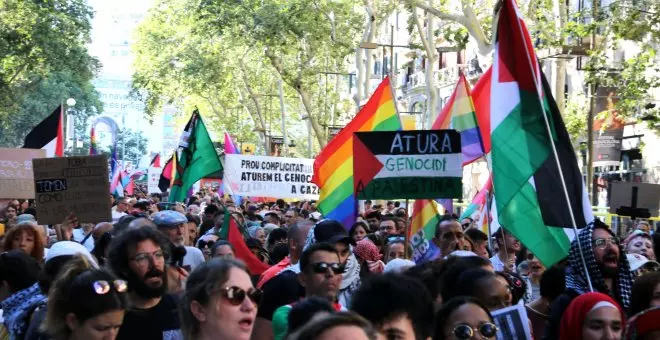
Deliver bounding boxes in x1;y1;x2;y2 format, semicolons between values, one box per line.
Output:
543;220;634;340
490;228;521;273
434;216;468;257
152;210;204;272
271;243;346;340
365;210;382;232
109;227;183;340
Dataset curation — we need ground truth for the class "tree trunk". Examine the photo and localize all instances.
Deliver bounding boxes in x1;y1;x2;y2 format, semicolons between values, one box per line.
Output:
555;0;568;114
413;8;437;128
299;90;327;148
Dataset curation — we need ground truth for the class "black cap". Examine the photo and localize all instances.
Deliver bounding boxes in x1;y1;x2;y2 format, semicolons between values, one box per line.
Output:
314;220;355;246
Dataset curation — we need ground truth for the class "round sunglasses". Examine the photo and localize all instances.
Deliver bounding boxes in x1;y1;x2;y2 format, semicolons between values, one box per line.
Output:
93;280;128;295
198;240;215;249
217;286;262;306
451;322;497;339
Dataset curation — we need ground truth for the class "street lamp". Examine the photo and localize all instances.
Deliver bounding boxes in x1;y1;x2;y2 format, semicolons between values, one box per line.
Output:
66;98;76;107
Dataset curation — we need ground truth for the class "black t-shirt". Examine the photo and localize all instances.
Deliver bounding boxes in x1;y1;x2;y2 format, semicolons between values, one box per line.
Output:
117;294;183;340
256;270;305;321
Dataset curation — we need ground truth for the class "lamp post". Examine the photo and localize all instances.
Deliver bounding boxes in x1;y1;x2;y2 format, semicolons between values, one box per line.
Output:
66;98;76;154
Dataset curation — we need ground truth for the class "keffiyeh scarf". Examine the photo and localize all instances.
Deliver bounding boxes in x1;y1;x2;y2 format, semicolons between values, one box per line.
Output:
1;283;46;339
303;221;362;307
565;224;633;309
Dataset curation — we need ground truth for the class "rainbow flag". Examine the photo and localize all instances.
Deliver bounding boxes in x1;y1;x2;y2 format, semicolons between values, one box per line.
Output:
312;76;401;228
459;176;492;221
432;74;485;165
89;127;98;155
410;200;442;263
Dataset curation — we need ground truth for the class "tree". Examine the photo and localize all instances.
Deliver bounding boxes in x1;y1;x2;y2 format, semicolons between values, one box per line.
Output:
77;128;148;165
0;71;102;147
0;0;100;122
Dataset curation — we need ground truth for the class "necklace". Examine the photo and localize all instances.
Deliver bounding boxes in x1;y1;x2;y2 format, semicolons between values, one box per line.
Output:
526;304;549;317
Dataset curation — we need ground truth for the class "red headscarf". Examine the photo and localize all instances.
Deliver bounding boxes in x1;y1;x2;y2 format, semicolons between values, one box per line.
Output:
560;292;626;340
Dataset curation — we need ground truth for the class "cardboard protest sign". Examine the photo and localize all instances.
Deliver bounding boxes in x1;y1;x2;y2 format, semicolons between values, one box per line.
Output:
491;303;533;340
223;154;319;200
33;155;111;224
353;130;463;199
0;148;46;199
609;182;660;216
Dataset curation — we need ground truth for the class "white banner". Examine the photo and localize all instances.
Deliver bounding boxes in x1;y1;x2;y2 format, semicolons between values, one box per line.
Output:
148;167;162;194
224;154;319;199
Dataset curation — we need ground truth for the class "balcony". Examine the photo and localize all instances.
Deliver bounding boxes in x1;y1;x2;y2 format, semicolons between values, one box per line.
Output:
435;65;468;86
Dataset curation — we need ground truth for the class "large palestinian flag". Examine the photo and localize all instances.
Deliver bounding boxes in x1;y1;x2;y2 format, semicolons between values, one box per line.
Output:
489;0;593;266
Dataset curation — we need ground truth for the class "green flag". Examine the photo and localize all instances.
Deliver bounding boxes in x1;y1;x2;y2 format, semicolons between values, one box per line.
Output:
169;110;222;202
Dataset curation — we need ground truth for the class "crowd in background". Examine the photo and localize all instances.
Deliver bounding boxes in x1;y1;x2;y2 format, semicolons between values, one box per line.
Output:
0;188;659;340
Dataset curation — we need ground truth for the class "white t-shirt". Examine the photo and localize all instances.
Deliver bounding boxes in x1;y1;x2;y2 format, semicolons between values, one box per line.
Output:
111;209;127;223
72;228;95;251
490;253;517;273
183;246;205;271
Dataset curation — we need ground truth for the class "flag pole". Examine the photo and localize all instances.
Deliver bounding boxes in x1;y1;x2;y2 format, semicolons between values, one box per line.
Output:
404;198;411;259
511;1;594;291
485;190;493;252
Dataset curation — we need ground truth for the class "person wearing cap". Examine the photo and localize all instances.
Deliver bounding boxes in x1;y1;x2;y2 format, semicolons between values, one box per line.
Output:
307;220;360;307
627;253;660;276
24;241;98;340
152;210;204;272
0;250;45;340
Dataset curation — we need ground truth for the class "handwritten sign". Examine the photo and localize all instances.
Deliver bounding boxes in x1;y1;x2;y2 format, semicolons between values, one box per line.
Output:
491;304;533;340
148;166;162;194
223;154;319;199
353;130;463;199
33;155;111;224
0;148;46;199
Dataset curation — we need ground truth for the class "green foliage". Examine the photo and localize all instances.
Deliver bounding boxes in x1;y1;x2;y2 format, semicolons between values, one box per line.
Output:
0;71;102;147
0;0;99;120
77;128;148;165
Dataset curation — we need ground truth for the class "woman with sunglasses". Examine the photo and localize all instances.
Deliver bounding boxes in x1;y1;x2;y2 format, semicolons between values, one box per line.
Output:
44;255;129;340
434;296;497;339
196;234;219;261
180;258;261;340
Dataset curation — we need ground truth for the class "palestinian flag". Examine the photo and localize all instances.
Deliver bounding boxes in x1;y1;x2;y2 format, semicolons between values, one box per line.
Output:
489;0;593;266
219;213;270;275
23;105;64;157
169;110;223;202
158;155;174;193
151;154;161;167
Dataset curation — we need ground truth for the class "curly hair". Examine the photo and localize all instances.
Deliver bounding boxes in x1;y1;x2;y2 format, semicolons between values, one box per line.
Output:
107;226;171;280
3;223;45;261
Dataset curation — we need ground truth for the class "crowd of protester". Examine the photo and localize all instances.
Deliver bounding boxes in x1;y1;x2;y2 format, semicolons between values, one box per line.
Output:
0;192;659;340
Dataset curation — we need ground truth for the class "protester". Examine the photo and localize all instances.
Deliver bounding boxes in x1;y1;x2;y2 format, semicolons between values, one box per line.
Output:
623;306;660;340
383;259;416;274
490;228;520;273
526;266;566;340
629;271;660;316
383;239;409;264
211;240;235;259
272;243;346;340
111;199;128;223
152;210;205;272
180;258;260;340
524;252;546;301
284;210;298;228
545;220;634;339
285;297;335;337
353;239;384;277
433;296;496;340
288;312;378;340
404;261;445;309
43;256;129;340
266;228;288;255
624;230;656;261
2;205;17;224
453;269;512;311
364;211;381;233
253;221;314;340
351;273;434;340
196;234;218;261
3;222;45;262
304;220;360;307
107;227;182;339
434;217;467;257
0;250;45;339
349;222;369;243
439;255;494;303
464;228;490;259
378;218;397;236
626;253;660;276
248;226;267;248
559;292;625;340
184;214;200;247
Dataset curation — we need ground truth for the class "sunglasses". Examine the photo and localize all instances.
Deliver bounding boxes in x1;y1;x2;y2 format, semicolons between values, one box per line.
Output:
387;236;405;243
451;322;497;339
198;240;215;249
310;262;345;275
217;286;262;306
93;280;128;294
